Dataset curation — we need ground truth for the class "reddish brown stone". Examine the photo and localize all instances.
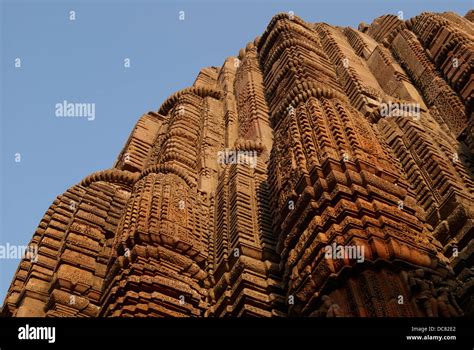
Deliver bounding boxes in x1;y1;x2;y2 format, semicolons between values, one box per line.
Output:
2;11;473;317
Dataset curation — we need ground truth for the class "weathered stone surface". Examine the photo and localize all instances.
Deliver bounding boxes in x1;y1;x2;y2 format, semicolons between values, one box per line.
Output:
2;11;473;317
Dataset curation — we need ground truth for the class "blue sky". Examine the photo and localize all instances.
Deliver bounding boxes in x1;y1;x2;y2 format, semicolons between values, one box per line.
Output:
1;0;471;303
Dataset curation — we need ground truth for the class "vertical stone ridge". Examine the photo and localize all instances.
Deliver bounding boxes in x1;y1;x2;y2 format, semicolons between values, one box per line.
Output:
2;10;472;318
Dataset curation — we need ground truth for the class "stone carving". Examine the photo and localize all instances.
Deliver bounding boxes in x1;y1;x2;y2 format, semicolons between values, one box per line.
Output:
310;295;344;317
2;10;472;317
407;269;439;317
407;269;465;317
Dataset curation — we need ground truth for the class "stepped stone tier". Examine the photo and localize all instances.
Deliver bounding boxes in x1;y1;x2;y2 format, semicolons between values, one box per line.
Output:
2;10;473;317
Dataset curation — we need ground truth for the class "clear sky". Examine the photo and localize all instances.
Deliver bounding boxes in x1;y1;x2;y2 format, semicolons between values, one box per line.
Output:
1;0;471;303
